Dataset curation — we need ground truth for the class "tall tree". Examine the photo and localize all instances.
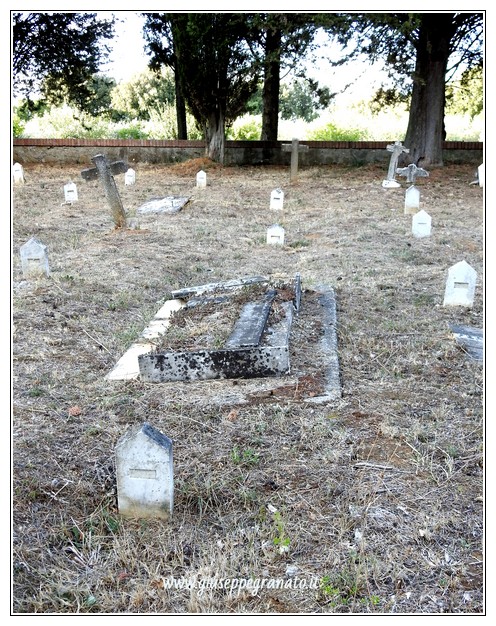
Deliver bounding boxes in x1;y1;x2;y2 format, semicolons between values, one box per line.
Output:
325;12;483;166
12;12;115;112
143;13;261;162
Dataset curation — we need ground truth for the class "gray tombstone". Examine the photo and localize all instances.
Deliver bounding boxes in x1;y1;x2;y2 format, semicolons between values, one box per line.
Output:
20;237;50;278
412;210;431;238
116;422;173;519
443;260;477;307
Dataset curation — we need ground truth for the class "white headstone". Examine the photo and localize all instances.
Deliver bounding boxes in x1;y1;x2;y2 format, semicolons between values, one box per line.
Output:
13;162;25;184
196;170;207;188
404;185;420;214
443;260;477;307
125;168;136;185
64;182;78;203
478;164;484;187
20;237;50;277
270;188;284;210
267;224;285;245
412;210;431;238
116;422;173;519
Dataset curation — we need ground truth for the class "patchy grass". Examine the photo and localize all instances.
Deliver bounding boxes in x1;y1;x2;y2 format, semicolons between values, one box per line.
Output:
12;161;483;614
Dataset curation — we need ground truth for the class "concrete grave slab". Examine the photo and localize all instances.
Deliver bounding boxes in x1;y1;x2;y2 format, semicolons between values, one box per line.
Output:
137;197;190;214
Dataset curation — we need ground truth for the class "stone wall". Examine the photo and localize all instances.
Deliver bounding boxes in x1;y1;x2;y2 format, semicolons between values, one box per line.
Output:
13;138;483;167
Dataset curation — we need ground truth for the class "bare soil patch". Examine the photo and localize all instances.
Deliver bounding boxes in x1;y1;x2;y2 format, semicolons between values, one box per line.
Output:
12;161;483;614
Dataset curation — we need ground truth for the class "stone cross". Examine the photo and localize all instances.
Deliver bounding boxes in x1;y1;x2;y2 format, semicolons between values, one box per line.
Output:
116;422;173;519
382;141;409;187
83;154;128;228
396;163;429;184
282;138;309;183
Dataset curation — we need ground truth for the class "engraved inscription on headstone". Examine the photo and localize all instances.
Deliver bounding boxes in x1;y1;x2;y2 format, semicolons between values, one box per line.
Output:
116;423;173;519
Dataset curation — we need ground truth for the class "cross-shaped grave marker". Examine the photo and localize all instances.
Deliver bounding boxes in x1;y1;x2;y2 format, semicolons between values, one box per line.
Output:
382;141;409;188
396;163;429;214
81;154;128;228
282;138;309;183
396;163;429;185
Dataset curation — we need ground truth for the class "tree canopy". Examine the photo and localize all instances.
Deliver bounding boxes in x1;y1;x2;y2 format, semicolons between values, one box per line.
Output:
12;12;115;112
323;12;483;165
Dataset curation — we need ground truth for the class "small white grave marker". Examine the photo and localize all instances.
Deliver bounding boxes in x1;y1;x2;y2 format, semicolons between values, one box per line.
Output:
20;237;50;277
405;185;420;214
270;188;284;210
443;260;477;307
267;224;285;245
412;209;431;238
478;164;484;187
13;162;25;184
116;422;173;519
125;168;136;185
196;170;207;188
64;182;78;203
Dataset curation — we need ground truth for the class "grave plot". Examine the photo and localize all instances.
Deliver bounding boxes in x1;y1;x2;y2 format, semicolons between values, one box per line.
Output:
107;274;341;403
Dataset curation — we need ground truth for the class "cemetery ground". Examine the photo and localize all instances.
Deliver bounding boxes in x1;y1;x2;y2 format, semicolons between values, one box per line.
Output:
12;159;483;614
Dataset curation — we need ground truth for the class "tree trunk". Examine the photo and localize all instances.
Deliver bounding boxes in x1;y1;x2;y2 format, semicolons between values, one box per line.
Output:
205;109;225;164
403;14;454;167
174;66;188;140
260;28;282;141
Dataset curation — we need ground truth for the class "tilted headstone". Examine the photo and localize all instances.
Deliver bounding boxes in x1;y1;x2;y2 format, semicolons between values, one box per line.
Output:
13;162;25;184
412;210;431;238
282;138;309;183
116;422;173;519
196;170;207;188
404;185;420;214
443;260;477;307
20;237;50;277
267;223;285;245
270;188;284;210
382;141;409;188
88;154;128;228
125;168;136;185
64;182;78;203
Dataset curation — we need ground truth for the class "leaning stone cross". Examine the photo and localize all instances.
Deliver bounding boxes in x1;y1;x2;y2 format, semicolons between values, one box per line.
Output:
396;163;429;184
282;138;309;183
382;141;409;188
81;154;128;228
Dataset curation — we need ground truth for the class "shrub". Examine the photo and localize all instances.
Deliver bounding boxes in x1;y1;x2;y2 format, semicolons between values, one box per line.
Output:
227;115;262;140
307;122;368;141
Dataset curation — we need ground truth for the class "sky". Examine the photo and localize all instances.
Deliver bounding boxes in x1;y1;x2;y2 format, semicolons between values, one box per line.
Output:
103;10;391;105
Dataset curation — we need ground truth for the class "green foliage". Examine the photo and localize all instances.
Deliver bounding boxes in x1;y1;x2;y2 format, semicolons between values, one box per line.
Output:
280;78;332;122
227;115;262;140
111;68;176;121
446;65;483;119
13;13;115;112
307;121;368;141
113;123;149;140
12;113;25;138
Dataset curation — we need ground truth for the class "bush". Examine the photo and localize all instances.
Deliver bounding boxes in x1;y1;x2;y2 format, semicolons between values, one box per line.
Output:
306;122;368;141
227;115;262;140
13;114;25;138
113;124;149;139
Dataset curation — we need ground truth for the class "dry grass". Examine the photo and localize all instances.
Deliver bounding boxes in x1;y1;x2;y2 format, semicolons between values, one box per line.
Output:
12;160;483;614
